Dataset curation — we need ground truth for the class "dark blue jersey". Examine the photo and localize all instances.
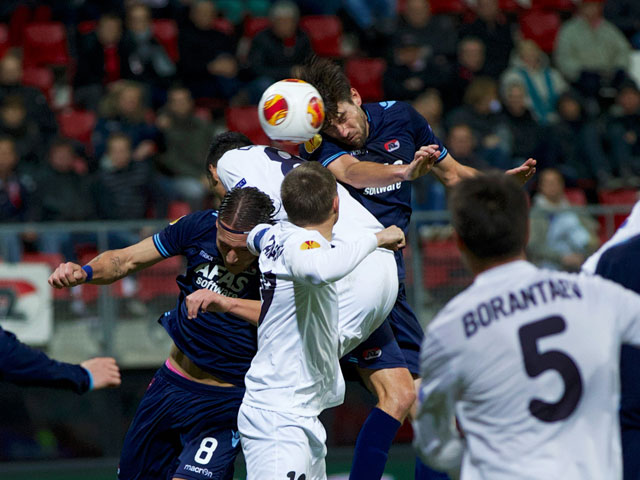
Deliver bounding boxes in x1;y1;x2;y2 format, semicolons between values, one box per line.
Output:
300;101;447;280
0;326;91;393
152;210;259;387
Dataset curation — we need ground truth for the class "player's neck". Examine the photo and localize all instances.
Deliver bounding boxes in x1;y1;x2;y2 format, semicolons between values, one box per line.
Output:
300;218;335;242
468;252;527;277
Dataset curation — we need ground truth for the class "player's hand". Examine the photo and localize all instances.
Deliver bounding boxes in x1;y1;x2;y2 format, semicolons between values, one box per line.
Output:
405;145;441;181
375;225;406;251
81;357;121;390
185;289;233;319
48;262;86;288
506;158;537;185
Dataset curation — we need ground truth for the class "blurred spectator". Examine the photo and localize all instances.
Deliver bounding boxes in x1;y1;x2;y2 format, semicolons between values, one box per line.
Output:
443;36;487;110
413;89;445;139
94;133;154;220
0;137;36;262
342;0;397;39
459;0;514;78
216;0;272;24
446;77;511;168
0;95;46;170
554;0;631;100
155;86;213;210
502;82;543;166
247;1;313;104
528;168;599;271
606;80;640;182
383;33;449;101
501;40;568;125
178;0;240;101
604;0;640;48
74;13;125;111
446;123;490;171
0;53;57;141
121;3;176;104
93;81;161;162
394;0;457;60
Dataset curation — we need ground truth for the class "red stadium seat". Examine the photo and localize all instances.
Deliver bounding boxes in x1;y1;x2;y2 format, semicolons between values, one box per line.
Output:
299;15;342;58
345;58;386;102
564;188;587;206
137;255;182;301
58;110;97;149
597;189;638;241
9;5;30;46
0;24;9;59
499;0;523;13
22;67;54;103
77;20;97;35
152;19;179;62
168;201;191;221
225;106;270;145
33;5;52;22
22;252;69;300
519;10;561;53
243;16;270;38
429;0;466;15
23;22;70;67
212;17;235;36
531;0;575;11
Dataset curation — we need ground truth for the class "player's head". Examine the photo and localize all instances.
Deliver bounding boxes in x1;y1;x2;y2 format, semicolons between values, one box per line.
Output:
281;162;339;227
449;172;528;272
297;56;369;148
206;132;254;199
217;186;275;274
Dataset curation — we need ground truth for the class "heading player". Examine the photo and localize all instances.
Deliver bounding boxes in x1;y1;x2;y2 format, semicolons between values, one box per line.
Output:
297;56;536;480
233;163;405;479
49;187;274;480
414;172;640;479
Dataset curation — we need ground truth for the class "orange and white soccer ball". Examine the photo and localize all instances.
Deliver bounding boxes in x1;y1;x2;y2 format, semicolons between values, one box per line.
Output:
259;79;325;143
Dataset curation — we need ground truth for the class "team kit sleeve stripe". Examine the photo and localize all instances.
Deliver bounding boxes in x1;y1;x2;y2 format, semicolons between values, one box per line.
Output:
252;228;269;252
153;233;172;258
322;151;349;167
437;147;448;163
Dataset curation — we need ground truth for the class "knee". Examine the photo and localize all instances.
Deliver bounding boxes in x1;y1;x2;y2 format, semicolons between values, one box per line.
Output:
375;379;416;421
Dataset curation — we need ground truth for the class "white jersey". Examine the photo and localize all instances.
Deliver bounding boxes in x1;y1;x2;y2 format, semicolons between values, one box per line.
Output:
582;200;640;274
413;260;640;480
243;221;379;417
217;145;398;354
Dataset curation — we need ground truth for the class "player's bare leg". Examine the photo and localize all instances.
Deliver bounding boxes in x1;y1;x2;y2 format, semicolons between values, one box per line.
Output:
360;366;416;422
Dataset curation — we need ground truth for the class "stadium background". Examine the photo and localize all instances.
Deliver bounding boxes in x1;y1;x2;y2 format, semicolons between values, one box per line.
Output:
0;0;638;478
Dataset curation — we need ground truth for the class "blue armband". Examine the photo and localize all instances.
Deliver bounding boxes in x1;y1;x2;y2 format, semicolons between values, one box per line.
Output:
82;265;93;282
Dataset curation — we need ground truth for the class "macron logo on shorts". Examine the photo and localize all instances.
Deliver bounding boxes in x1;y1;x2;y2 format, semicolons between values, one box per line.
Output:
362;348;382;361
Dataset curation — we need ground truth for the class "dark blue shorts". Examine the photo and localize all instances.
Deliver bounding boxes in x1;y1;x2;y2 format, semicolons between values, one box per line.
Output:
341;283;423;377
118;365;244;480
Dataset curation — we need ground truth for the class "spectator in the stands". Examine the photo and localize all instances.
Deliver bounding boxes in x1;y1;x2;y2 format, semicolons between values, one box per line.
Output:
606;80;640;182
383;33;449;101
247;1;314;104
92;80;161;162
446;123;491;171
155;86;213;211
178;0;239;101
74;13;125;111
121;3;176;105
0;136;36;262
502;82;544;167
528;168;599;272
501;39;568;125
413;89;445;139
604;0;640;48
341;0;397;50
0;53;56;141
554;0;631;100
443;36;487;110
0;95;47;172
215;0;272;25
459;0;514;78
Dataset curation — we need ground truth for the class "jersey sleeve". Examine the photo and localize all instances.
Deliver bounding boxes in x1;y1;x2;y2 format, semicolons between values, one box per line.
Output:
0;326;91;394
217;149;250;191
153;210;215;258
284;230;378;285
597;278;640;348
298;134;350;168
247;223;274;256
406;103;448;163
412;329;464;475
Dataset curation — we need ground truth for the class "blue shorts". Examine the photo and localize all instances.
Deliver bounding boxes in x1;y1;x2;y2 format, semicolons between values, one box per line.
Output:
118;365;244;480
341;283;423;377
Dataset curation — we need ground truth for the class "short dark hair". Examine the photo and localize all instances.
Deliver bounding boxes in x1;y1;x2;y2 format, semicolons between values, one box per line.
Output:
206;132;253;171
218;187;275;231
449;172;528;260
296;56;351;126
281;162;337;226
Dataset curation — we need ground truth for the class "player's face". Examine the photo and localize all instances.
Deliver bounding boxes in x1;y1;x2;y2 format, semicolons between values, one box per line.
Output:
216;222;256;274
323;89;369;148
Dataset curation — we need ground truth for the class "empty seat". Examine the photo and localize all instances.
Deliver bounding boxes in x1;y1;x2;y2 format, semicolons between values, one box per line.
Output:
152;19;179;62
225;106;270;145
299;15;342;57
564;188;587;206
346;58;386;102
519;10;561;53
23;22;70;67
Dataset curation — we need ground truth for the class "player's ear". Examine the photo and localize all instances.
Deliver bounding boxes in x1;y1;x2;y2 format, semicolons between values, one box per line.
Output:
350;88;362;107
208;164;219;183
332;194;339;214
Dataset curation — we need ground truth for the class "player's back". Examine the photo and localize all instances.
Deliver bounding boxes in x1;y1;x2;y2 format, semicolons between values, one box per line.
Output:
427;260;640;479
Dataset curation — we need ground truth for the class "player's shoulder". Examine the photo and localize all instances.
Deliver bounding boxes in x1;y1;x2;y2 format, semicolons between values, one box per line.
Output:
366;100;413;119
169;209;219;233
219;145;266;168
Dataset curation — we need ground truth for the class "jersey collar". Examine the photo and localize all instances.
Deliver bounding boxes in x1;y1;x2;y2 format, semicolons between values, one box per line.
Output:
473;260;537;287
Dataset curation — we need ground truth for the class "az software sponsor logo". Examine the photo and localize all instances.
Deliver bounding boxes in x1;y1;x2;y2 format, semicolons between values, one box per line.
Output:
184;464;213;478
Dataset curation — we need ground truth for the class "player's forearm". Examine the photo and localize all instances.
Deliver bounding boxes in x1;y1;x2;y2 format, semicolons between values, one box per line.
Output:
341;161;408;189
432;157;479;188
86;249;139;284
216;298;261;326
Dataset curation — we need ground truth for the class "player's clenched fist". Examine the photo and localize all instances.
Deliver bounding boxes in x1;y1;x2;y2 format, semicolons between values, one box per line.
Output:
48;262;87;288
375;225;406;251
80;357;121;390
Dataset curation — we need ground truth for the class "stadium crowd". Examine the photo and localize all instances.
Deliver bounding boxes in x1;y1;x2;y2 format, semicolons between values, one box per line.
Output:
0;0;638;268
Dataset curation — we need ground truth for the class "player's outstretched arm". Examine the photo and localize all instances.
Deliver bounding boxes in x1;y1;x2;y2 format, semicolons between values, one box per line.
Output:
185;289;261;326
431;154;537;187
48;237;164;288
80;357;121;390
505;158;537;185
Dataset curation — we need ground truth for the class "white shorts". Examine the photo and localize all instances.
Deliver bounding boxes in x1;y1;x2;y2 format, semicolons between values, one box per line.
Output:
238;403;327;480
336;247;399;356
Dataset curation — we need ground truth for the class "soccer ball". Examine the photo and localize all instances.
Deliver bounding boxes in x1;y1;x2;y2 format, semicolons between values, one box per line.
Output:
259;79;325;143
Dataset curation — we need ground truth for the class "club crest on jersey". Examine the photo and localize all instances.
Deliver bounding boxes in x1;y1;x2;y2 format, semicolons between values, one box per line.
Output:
304;134;322;154
362;348;382;361
300;240;321;250
384;139;400;152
